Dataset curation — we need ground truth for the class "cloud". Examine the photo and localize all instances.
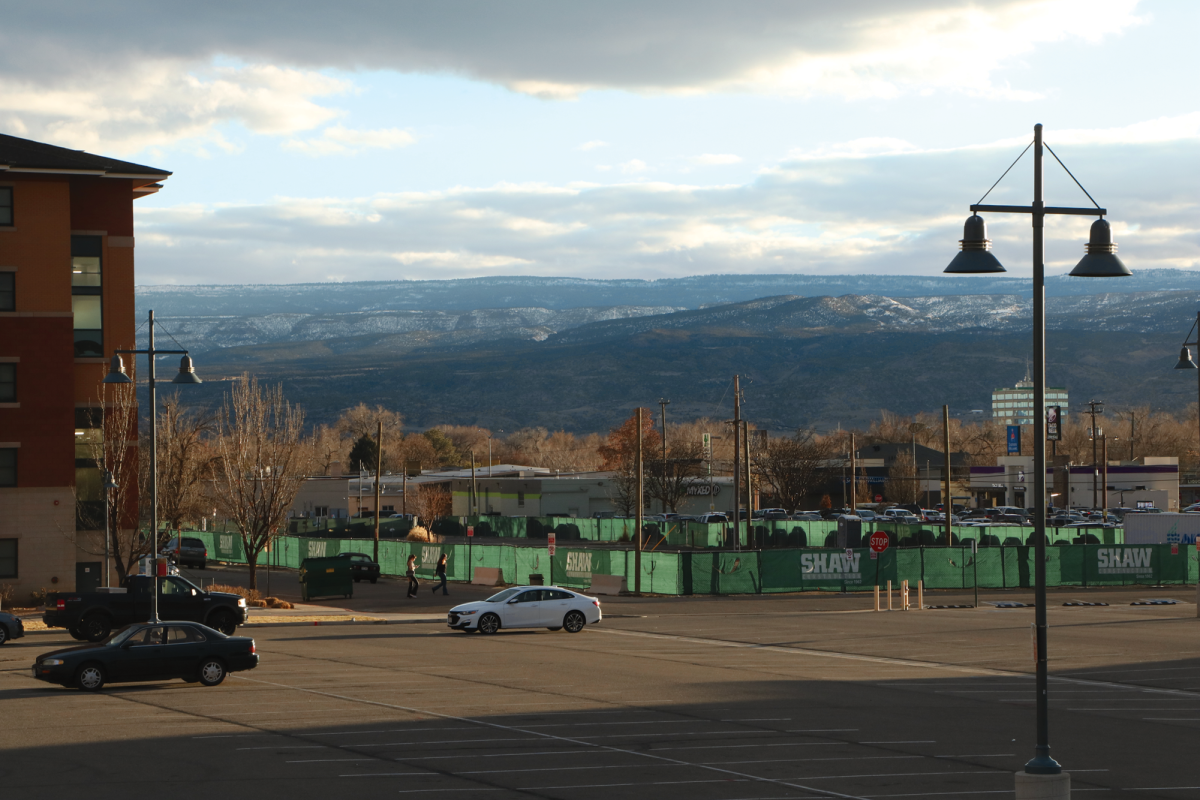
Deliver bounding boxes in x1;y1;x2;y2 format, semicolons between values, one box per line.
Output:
577;140;609;151
285;124;416;156
692;154;742;165
0;2;1146;136
0;62;347;155
132;128;1200;285
620;159;648;174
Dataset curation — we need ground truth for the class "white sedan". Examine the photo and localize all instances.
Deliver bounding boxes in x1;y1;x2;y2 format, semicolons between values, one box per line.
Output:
447;587;602;634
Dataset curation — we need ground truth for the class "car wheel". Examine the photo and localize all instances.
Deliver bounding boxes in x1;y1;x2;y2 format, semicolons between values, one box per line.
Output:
68;626;88;641
478;613;501;635
208;610;237;636
75;662;105;691
369;577;377;584
0;625;7;645
197;658;227;687
353;577;360;583
546;626;562;632
563;611;586;633
199;562;207;570
82;613;113;642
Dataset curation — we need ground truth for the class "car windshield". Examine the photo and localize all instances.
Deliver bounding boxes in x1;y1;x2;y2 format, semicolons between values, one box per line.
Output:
106;624;144;646
485;588;523;603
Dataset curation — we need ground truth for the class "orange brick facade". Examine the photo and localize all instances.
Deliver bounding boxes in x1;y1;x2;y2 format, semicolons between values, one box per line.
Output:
0;140;168;597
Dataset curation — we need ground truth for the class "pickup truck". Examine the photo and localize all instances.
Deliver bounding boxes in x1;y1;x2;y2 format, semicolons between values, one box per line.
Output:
43;575;248;642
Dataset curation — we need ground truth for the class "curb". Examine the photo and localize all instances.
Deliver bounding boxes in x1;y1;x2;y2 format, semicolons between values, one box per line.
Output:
19;616;445;637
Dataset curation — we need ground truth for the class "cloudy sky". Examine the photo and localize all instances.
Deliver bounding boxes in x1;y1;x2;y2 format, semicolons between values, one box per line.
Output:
3;0;1197;285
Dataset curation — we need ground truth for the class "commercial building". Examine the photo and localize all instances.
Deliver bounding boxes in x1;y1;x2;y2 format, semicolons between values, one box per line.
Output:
969;456;1178;511
991;375;1069;425
0;133;169;597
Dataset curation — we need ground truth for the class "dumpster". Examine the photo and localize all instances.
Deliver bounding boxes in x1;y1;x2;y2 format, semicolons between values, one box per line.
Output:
299;556;353;601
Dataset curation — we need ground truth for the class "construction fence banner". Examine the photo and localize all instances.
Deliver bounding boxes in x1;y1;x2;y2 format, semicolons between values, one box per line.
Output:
184;531;1193;596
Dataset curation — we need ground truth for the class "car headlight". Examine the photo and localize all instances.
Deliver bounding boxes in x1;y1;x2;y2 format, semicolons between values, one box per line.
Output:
41;658;65;666
457;610;476;615
238;598;247;607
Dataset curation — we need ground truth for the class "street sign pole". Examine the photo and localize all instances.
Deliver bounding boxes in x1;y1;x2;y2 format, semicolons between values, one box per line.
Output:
548;532;557;586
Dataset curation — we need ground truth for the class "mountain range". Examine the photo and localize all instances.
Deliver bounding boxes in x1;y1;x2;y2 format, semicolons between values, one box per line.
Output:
134;273;1200;433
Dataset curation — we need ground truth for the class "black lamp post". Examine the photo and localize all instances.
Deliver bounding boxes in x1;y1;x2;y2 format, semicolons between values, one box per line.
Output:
103;309;201;623
945;123;1129;777
1172;314;1200;480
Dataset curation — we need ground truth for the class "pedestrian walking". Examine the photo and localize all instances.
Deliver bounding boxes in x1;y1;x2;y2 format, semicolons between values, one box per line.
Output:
406;554;419;597
431;553;449;596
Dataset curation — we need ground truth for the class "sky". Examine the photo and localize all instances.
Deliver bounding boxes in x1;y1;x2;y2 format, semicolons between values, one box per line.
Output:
2;0;1198;285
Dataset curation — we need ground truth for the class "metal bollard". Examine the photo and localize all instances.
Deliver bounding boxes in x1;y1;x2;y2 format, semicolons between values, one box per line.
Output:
874;585;881;612
887;580;893;611
901;579;910;611
917;580;924;610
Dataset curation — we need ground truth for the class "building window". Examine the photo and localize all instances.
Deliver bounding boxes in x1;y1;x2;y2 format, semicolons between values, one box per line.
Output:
0;272;12;311
71;236;103;357
0;539;15;578
517;491;525;508
0;363;13;402
0;187;11;227
0;448;15;487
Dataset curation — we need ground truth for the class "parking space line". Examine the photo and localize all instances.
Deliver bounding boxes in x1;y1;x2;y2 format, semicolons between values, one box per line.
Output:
232;675;875;799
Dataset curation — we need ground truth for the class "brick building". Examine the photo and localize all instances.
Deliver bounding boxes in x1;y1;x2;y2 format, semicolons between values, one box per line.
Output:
0;134;170;599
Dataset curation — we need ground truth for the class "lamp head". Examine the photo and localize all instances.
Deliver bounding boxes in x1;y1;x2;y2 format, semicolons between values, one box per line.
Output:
945;214;1006;274
172;354;202;385
1174;346;1197;370
102;353;132;384
1069;218;1131;277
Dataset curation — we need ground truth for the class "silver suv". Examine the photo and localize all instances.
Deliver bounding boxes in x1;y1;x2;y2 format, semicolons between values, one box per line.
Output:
163;536;208;569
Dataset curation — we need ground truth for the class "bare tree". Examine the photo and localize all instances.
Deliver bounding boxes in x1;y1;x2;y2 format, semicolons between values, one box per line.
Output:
753;430;834;511
884;450;920;504
213;375;313;589
415;483;452;524
81;376;145;580
157;393;217;532
646;440;705;513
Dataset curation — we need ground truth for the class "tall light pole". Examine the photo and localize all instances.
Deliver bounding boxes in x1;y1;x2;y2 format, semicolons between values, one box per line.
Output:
102;470;117;588
1172;313;1200;482
1086;400;1104;509
944;123;1130;783
659;398;670;514
103;309;202;624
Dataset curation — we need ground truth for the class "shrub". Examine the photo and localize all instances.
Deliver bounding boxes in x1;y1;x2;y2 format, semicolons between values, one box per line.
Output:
29;586;52;605
264;597;294;609
206;583;262;602
406;526;433;542
0;583;14;606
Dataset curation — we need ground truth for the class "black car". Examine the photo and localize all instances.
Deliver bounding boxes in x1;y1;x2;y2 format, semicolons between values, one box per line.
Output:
163;536;208;569
336;552;380;583
32;621;258;691
0;611;25;645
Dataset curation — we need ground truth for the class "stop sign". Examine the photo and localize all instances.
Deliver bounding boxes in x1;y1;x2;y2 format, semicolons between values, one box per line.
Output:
869;531;890;553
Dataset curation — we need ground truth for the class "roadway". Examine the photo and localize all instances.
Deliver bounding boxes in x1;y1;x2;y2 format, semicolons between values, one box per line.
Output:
1;583;1198;799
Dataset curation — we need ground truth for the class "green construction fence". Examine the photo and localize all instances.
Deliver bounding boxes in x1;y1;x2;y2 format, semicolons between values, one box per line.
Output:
184;528;1193;596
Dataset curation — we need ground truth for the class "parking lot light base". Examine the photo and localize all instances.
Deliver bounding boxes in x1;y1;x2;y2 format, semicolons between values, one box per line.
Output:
1015;769;1070;800
1024;751;1063;775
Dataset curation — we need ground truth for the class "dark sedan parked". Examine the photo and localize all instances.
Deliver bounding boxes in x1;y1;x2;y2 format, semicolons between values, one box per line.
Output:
0;611;25;645
32;621;258;691
337;552;381;583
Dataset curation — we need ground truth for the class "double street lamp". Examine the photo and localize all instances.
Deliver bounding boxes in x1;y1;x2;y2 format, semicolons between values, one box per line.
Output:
103;309;202;623
945;124;1129;783
1172;314;1200;466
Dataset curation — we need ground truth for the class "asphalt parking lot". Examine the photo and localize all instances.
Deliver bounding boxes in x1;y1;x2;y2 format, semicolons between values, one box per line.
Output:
3;588;1199;799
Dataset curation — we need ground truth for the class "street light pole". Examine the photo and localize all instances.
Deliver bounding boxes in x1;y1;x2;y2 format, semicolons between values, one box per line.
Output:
1172;313;1200;476
944;123;1130;781
659;398;670;514
1087;400;1104;509
103;309;201;624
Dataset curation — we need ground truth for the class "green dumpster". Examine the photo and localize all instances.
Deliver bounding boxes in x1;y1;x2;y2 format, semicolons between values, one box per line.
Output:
299;556;353;601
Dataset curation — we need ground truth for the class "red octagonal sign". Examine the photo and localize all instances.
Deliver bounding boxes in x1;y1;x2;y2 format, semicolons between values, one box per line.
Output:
869;531;890;553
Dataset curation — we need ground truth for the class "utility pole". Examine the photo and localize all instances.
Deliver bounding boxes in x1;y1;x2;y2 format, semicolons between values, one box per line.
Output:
733;376;741;549
659;398;670;514
943;405;952;547
635;407;644;594
744;420;753;547
1129;411;1135;462
849;431;856;512
1102;435;1109;521
357;462;364;518
470;451;478;517
374;420;382;563
1087;400;1104;509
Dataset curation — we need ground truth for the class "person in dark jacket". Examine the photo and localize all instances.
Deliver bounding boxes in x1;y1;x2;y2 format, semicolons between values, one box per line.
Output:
406;554;419;597
431;553;448;595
